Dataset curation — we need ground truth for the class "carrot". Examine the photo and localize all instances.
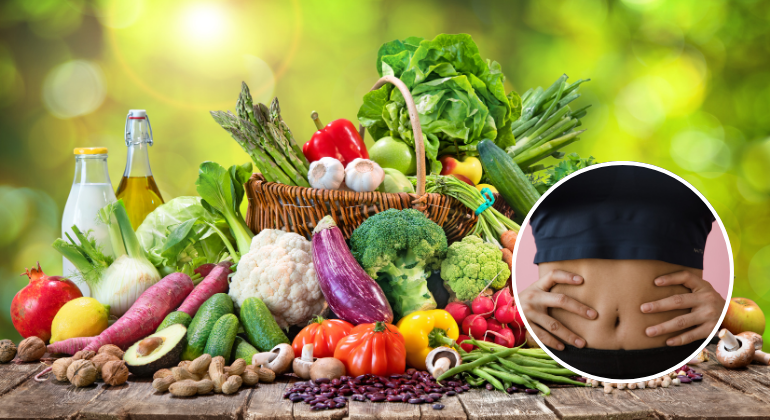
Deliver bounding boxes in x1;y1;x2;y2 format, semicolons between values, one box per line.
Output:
47;272;194;355
177;262;233;317
501;248;513;270
500;230;517;252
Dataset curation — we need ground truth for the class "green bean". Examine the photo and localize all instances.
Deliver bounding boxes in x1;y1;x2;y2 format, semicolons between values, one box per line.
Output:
483;366;531;386
505;355;560;367
496;357;588;386
472;368;504;391
503;380;512;390
436;347;519;382
464;374;486;387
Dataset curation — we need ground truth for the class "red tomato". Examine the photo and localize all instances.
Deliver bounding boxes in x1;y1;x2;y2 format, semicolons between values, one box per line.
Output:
333;322;406;377
292;316;353;358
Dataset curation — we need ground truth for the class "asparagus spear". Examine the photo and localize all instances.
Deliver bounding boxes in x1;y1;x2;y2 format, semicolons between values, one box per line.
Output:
236;82;257;126
514;130;584;170
270;97;308;169
254;104;309;179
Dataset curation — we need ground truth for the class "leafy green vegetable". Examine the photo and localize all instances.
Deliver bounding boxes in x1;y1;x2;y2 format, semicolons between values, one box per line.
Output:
358;34;520;174
531;153;598;194
196;161;255;260
440;235;510;301
349;209;448;320
136;196;232;276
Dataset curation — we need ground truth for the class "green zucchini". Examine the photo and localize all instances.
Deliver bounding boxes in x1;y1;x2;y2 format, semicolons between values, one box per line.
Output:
182;293;234;360
204;314;239;363
478;139;541;222
239;297;290;352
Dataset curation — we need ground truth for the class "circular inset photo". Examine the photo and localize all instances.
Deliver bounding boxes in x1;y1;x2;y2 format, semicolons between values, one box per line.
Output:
512;162;733;382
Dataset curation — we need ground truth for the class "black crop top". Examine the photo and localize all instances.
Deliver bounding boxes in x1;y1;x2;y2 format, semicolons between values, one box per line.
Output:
530;165;715;269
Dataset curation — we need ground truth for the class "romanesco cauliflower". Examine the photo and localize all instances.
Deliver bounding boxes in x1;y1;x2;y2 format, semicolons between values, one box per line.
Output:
440;235;510;301
229;229;325;328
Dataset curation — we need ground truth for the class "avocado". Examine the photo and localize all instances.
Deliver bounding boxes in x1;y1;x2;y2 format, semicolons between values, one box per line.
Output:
124;323;187;377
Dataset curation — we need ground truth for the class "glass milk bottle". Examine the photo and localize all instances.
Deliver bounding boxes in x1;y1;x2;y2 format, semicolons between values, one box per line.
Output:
62;148;117;296
116;109;164;229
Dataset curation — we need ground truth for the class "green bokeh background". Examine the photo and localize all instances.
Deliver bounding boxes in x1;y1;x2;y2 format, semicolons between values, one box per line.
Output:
1;0;769;347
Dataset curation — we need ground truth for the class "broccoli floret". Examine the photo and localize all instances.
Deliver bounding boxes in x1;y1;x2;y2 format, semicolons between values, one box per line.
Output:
440;235;511;301
350;209;448;319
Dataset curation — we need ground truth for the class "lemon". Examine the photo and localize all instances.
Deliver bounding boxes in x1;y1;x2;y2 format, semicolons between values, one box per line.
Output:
50;297;110;343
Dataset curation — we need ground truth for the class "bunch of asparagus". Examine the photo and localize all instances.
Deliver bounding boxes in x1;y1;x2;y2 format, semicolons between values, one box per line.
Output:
211;82;310;187
507;75;591;172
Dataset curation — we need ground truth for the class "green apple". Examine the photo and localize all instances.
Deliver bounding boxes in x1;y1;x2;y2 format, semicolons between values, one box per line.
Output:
368;137;417;176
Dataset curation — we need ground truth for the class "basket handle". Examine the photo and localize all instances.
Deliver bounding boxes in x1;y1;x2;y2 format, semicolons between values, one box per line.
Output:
358;76;426;200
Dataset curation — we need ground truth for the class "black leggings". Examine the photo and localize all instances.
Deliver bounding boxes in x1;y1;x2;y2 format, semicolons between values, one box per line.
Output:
546;339;705;379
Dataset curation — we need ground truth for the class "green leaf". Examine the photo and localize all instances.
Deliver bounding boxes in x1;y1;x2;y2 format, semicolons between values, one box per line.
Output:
159;218;200;264
197;161;234;216
229;162;253;212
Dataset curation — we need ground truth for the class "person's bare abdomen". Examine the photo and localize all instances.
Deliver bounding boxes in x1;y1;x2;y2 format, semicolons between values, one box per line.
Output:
540;259;698;350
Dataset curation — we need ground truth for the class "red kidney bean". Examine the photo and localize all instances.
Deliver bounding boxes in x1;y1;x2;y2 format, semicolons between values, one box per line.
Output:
408;398;423;404
525;389;539;394
679;376;692;384
386;395;402;402
445;390;456;396
506;387;518;394
289;395;303;402
485;383;495;391
351;394;365;402
424;397;435;403
433;404;445;410
370;394;386;402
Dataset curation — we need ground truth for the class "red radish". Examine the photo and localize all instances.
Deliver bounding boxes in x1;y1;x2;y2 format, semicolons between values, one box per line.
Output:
490;328;516;347
457;335;474;352
11;263;82;342
493;287;513;308
193;263;217;279
495;302;516;324
472;295;494;318
177;262;232;317
445;302;472;325
462;314;488;338
486;318;503;334
512;327;527;347
47;272;193;354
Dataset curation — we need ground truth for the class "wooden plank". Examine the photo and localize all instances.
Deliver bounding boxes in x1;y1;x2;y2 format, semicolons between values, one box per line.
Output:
458;388;556;420
699;352;770;404
0;362;44;397
244;376;294;420
348;400;421;420
420;395;467;420
289;377;347;420
629;374;770;419
79;377;253;420
545;386;655;420
0;373;104;419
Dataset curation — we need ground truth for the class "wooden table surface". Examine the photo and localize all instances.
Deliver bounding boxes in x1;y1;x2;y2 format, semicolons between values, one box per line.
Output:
1;345;769;420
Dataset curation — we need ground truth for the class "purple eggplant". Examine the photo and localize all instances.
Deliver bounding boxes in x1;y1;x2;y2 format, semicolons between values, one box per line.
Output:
312;216;393;324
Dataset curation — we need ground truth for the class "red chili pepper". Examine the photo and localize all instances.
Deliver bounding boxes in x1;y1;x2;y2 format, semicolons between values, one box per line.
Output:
303;111;368;168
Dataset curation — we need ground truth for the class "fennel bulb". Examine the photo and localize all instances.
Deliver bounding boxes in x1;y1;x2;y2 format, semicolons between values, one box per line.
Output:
53;200;161;317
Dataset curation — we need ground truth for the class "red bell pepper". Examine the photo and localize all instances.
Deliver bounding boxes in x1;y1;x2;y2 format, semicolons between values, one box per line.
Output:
304;112;368;168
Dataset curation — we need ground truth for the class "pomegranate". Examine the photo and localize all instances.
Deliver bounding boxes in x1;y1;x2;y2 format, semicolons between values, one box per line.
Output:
11;263;82;342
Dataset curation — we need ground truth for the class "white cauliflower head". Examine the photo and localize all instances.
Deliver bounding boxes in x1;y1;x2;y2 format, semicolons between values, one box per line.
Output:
229;229;325;328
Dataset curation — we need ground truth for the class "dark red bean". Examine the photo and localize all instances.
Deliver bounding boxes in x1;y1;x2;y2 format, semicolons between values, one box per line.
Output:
679;376;692;384
454;387;464;393
351;394;365;402
407;368;417;374
315;377;330;384
507;386;519;393
335;402;346;409
370;394;386;402
485;383;494;391
408;398;423;404
387;395;402;402
429;393;442;400
525;388;539;394
461;385;470;391
289;395;303;402
424;397;435;404
331;378;341;386
445;390;456;396
433;404;445;410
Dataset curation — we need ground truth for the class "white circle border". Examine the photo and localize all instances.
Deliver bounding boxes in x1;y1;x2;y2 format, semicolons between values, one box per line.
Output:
510;160;735;384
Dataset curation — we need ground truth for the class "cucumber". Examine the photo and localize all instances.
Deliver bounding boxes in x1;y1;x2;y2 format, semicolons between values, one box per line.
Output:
204;314;239;363
231;336;258;364
239;297;290;352
478;139;541;222
156;311;192;332
182;293;234;360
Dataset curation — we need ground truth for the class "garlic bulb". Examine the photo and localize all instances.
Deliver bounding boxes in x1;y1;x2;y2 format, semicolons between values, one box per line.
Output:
345;158;385;192
308;157;345;190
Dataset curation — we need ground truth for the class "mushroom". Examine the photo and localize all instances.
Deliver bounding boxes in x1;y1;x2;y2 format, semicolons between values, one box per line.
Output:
310;358;346;382
737;331;770;365
716;328;755;368
251;343;294;375
425;347;462;379
292;343;316;380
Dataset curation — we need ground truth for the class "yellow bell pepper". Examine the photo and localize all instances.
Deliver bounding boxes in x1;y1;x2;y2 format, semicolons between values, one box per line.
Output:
396;309;459;370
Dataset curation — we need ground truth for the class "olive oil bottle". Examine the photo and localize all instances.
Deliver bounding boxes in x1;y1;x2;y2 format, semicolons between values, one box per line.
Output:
116;110;164;229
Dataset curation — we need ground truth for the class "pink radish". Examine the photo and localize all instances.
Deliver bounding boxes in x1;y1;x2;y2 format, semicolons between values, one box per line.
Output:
47;272;193;354
486;318;503;334
445;301;472;325
194;263;217;279
462;314;488;338
177;262;232;317
472;295;494;318
493;287;513;308
457;335;474;352
489;328;516;348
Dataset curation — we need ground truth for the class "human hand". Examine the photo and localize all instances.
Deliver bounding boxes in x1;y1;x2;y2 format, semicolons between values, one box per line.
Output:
641;271;725;346
519;270;598;350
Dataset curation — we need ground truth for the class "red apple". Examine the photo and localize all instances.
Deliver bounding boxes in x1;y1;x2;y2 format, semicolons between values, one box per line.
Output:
440;156;483;185
722;297;766;335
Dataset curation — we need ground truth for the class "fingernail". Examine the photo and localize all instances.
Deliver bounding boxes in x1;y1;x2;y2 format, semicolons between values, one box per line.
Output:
557;344;565;351
641;303;651;313
655;278;664;285
573;275;582;282
587;309;597;318
666;339;676;346
646;327;656;336
574;338;585;348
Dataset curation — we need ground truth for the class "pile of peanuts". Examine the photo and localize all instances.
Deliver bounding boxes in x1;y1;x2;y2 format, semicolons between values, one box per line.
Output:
152;354;276;397
580;365;703;394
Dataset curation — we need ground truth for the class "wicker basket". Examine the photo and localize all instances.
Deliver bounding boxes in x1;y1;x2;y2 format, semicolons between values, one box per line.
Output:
245;75;513;241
